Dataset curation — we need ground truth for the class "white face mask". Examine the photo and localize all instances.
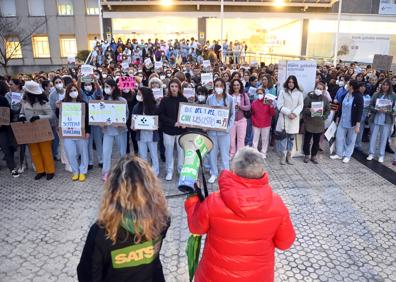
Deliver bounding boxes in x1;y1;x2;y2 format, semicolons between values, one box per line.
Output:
122;89;130;93
55;83;64;90
338;81;345;87
102;74;108;78
257;94;264;100
70;91;79;99
104;87;112;95
344;84;349;90
84;85;93;92
197;95;206;102
160;75;165;80
136;95;143;102
215;87;224;95
314;89;322;96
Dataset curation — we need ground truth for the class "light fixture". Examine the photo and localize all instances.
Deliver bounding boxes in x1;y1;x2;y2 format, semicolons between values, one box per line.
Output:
160;0;173;7
274;0;285;7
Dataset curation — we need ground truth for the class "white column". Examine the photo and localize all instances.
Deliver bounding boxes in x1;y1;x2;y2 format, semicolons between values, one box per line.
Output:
220;0;224;43
333;0;342;66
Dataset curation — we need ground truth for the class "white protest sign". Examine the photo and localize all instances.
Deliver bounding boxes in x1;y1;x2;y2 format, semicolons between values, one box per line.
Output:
183;88;195;99
325;121;337;142
248;87;257;98
132;115;158;130
60;103;85;138
11;92;22;105
278;60;317;95
152;88;164;100
67;56;75;64
88;100;127;127
177;102;229;131
155;61;163;70
81;64;94;83
203;60;211;70
201;73;213;90
121;61;129;70
144;58;153;68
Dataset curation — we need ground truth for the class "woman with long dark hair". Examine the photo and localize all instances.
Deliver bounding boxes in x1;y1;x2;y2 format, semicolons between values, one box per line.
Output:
19;81;55;180
276;75;304;165
132;87;160;176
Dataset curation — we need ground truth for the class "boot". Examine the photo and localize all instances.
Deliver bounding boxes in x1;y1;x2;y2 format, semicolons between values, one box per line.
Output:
303;155;310;163
280;153;286;165
286;152;294;165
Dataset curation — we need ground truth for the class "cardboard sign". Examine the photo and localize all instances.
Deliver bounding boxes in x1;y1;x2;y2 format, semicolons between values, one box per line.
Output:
131;115;158;130
183;88;195;99
154;61;163;70
117;76;135;91
152;88;163;100
201;73;213;90
59;103;85;138
373;54;393;71
144;58;153;69
177;102;229;131
88;100;127;127
0;107;10;126
11;119;54;144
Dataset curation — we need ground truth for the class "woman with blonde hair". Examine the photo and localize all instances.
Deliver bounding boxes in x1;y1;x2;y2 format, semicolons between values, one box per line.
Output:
77;155;170;282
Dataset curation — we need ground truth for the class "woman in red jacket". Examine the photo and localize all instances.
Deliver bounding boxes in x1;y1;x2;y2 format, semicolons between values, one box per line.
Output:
185;147;295;282
251;88;276;158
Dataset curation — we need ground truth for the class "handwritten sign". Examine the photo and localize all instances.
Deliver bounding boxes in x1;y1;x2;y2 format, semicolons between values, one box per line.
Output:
177;102;229;131
117;76;135;91
132;115;158;130
59;103;85;138
201;73;213;90
155;61;163;70
152;88;163;100
183;88;195;99
88;100;127;127
144;58;153;69
0;107;10;126
11;119;54;144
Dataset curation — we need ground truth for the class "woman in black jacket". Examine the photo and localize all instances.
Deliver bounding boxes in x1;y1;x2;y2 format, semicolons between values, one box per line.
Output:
330;80;363;163
157;78;188;181
77;155;170;282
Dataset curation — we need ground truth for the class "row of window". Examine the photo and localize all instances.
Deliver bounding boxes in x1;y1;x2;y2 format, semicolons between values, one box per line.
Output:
0;0;99;17
6;35;99;59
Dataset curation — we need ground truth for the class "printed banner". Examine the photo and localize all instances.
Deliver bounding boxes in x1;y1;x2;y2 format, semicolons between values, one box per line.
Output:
89;100;127;127
59;103;85;138
131;115;158;130
379;0;396;14
11;119;54;144
0;107;10;126
152;88;163;100
177;103;229;131
278;60;317;95
81;64;94;83
117;77;135;91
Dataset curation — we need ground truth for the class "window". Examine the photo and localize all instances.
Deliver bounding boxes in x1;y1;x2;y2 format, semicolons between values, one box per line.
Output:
28;0;45;16
32;36;51;58
58;0;73;16
60;37;77;57
6;37;22;59
86;0;99;15
0;0;16;17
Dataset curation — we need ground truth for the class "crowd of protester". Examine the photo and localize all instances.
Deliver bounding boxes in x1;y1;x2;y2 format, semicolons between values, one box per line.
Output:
0;37;396;183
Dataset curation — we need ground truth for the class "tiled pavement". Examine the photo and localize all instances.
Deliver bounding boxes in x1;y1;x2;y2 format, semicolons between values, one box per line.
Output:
0;149;395;282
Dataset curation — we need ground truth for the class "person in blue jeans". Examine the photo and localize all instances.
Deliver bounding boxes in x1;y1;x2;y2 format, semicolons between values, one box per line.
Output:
80;77;103;170
331;80;363;163
354;83;371;151
206;78;235;184
366;79;396;163
49;76;66;160
101;79;129;181
132;87;160;176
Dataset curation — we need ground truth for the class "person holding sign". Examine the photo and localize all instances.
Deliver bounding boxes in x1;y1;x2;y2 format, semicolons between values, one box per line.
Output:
19;81;55;180
49;76;66;161
206;78;235;184
58;84;90;182
330;80;363;164
302;82;330;164
229;78;251;159
0;81;19;177
158;79;188;181
366;79;396;163
101;79;129;182
276;76;304;165
132;87;160;176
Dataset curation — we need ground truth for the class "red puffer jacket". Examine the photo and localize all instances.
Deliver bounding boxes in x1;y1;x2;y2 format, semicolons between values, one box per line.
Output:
185;170;295;282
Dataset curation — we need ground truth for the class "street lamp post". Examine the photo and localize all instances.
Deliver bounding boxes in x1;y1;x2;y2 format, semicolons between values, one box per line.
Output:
220;0;224;44
98;0;104;40
333;0;342;66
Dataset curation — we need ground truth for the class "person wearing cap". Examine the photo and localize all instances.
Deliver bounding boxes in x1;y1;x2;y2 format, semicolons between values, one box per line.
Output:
185;147;295;282
19;80;55;180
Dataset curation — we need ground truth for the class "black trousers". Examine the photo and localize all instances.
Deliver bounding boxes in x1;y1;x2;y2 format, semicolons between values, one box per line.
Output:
303;131;322;157
0;130;16;171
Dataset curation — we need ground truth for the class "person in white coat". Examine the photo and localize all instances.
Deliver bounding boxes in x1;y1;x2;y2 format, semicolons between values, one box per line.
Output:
276;75;304;165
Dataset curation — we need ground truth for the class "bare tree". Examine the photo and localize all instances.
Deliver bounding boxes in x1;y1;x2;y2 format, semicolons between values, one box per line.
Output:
0;17;46;75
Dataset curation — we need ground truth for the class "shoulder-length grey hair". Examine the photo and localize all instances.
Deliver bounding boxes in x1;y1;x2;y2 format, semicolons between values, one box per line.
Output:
231;147;265;179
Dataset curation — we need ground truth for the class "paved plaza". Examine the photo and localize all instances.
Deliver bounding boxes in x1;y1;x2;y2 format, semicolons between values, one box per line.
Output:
0;150;395;282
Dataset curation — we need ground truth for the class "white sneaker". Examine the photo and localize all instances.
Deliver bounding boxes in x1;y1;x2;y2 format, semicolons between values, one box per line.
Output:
366;154;374;161
17;164;26;174
378;156;384;163
342;157;350;163
65;164;72;172
165;173;172;181
261;153;267;159
208;175;217;184
330;155;342;160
